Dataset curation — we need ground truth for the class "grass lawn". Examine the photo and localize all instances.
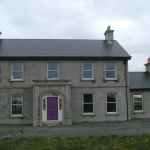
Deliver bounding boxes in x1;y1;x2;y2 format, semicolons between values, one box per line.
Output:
0;134;150;150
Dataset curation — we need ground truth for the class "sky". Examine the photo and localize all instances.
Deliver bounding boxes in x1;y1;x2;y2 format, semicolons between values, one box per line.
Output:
0;0;150;71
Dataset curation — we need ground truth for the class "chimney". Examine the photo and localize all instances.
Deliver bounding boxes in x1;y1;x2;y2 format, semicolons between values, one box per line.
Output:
145;58;150;73
0;32;2;39
104;25;114;41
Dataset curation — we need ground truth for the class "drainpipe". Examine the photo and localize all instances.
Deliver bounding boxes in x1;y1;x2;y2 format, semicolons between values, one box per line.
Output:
124;60;129;121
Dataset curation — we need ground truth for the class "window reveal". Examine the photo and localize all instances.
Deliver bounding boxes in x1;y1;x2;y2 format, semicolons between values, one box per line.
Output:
48;63;58;79
12;94;23;115
12;63;23;80
83;94;93;113
82;63;93;79
105;63;115;79
107;93;116;113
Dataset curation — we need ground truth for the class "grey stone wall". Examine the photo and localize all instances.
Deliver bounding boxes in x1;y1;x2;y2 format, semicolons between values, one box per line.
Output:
0;60;130;125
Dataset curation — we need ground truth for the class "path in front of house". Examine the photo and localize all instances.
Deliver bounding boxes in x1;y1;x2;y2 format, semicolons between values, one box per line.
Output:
0;119;150;139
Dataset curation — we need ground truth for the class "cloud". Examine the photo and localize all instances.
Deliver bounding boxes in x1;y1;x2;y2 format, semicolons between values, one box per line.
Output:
0;0;150;71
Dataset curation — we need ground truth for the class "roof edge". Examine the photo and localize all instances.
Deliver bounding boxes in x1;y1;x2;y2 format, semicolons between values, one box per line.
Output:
0;56;131;60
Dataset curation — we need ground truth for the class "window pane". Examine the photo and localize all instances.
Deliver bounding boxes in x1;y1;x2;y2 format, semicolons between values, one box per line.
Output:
12;95;22;104
83;104;93;113
83;63;92;70
106;63;115;70
107;94;116;102
134;95;142;102
48;63;58;70
12;72;22;79
106;71;115;78
83;71;92;78
13;64;22;71
48;71;58;78
134;102;142;110
107;103;116;112
12;105;22;114
84;94;92;103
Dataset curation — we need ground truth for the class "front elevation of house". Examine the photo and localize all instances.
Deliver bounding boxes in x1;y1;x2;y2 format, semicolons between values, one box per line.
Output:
0;27;149;126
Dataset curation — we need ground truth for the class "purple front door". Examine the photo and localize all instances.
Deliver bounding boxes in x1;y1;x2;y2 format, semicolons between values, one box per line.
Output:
47;97;58;120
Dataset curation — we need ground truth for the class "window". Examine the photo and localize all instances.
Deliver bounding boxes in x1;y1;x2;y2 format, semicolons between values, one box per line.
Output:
107;93;117;113
82;63;93;79
11;63;23;80
48;63;59;79
105;63;115;79
11;94;23;115
133;94;143;112
83;94;93;113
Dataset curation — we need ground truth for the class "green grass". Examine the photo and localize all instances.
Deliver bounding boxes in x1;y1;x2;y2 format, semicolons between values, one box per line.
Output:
1;134;150;150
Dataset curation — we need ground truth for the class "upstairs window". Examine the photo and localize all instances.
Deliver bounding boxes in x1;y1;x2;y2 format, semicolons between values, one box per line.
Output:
105;63;115;79
11;63;23;80
133;94;143;112
48;63;59;79
82;63;93;79
83;94;93;114
107;93;117;113
11;94;23;116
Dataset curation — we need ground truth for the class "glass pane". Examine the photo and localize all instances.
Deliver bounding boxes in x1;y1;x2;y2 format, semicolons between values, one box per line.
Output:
13;64;22;71
12;105;22;114
134;102;142;110
83;104;93;113
107;103;116;112
83;71;92;78
134;95;142;102
106;71;115;78
83;63;92;70
12;72;22;79
107;94;116;102
48;71;58;78
106;63;115;70
48;63;58;70
84;94;93;103
12;95;22;104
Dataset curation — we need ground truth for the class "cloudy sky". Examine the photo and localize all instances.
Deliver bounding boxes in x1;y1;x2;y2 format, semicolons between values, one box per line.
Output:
0;0;149;71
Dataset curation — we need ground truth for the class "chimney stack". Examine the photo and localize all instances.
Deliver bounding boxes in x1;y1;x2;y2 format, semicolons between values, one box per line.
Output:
0;32;2;39
145;58;150;73
104;26;114;41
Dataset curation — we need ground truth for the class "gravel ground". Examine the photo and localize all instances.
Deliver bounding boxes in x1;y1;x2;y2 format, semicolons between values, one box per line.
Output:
0;119;150;139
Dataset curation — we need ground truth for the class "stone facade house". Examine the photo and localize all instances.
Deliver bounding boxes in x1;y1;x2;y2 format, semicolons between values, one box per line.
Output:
0;27;149;126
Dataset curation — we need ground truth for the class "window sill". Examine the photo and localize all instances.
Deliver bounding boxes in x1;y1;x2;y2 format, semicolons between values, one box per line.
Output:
105;78;118;81
106;113;119;116
133;111;145;114
9;115;24;118
81;79;96;81
82;113;96;116
10;79;24;82
47;78;59;80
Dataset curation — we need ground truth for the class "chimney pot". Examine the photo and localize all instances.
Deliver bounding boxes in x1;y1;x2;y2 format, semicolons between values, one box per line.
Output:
107;25;111;30
148;58;150;63
104;25;114;41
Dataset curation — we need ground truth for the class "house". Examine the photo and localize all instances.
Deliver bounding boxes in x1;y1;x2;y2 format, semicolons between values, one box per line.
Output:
129;59;150;119
0;26;148;126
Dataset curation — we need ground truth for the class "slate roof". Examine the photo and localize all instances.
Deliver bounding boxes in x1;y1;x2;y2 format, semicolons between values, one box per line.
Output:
0;39;131;60
129;72;150;90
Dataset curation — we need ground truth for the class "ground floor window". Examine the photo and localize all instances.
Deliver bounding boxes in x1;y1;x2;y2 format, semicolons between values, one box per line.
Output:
83;94;93;113
11;94;23;115
133;94;143;112
107;93;117;113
